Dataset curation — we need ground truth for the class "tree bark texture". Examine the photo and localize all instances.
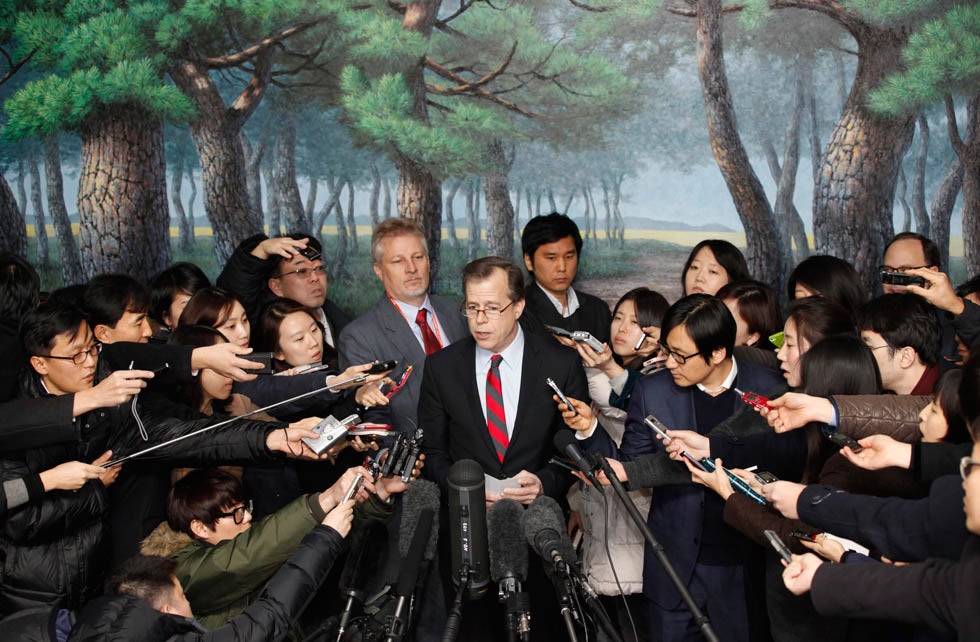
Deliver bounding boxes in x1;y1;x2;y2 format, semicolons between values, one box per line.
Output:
696;0;786;289
0;173;27;256
466;180;479;261
812;26;915;293
369;163;381;228
396;0;444;290
43;135;83;285
930;159;963;273
171;144;192;253
483;140;516;259
16;159;27;217
305;179;317;232
186;161;197;245
262;161;280;238
346;179;358;254
332;181;350;278
382;177;392;220
241;133;265;225
169;56;268;263
77;103;171;281
29;149;50;268
897;168;911;233
773;59;805;265
912;114;929;236
314;176;342;246
271;114;308;235
445;178;461;251
613;177;625;248
948;96;980;276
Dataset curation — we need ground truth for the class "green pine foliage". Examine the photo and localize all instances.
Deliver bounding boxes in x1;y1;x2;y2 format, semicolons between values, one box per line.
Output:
870;4;980;115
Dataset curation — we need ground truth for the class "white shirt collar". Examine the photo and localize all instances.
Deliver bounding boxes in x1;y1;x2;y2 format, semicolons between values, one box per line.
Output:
537;283;580;318
696;356;738;394
475;324;525;367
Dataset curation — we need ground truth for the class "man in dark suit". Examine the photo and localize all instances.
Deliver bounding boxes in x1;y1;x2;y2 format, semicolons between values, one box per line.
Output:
338;219;469;431
419;257;591;641
520;213;611;344
580;294;782;642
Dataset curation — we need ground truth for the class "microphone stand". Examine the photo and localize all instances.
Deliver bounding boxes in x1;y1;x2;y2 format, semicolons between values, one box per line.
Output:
570;571;624;642
497;578;530;642
553;561;580;642
590;454;721;642
442;565;471;642
103;374;367;467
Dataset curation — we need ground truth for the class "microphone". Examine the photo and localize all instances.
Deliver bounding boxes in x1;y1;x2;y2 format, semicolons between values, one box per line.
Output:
335;520;386;642
553;430;602;490
488;499;531;642
523;495;578;569
385;480;440;642
447;459;490;598
443;459;490;642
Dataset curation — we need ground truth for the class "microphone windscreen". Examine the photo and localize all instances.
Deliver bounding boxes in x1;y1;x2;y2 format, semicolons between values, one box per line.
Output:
523;495;578;565
398;478;441;560
553;429;578;453
487;499;528;582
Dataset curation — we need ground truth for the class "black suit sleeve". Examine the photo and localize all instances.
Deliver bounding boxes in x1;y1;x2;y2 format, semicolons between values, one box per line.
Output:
418;353;454;494
0;396;78;452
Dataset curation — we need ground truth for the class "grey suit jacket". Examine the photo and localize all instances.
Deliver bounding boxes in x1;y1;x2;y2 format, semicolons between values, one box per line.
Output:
338;294;469;430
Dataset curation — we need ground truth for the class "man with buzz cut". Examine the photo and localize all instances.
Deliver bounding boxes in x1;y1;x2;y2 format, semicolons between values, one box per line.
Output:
520;212;612;344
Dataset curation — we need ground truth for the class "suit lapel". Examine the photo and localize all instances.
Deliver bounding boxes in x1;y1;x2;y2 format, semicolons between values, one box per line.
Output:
377;298;427;364
507;334;542;458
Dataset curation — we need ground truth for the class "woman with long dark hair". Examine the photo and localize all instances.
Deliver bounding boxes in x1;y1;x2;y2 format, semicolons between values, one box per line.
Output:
682;239;751;296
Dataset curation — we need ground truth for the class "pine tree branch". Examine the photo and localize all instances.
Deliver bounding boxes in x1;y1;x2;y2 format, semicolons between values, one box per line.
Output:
0;48;34;86
567;0;613;12
424;41;519;94
199;20;324;69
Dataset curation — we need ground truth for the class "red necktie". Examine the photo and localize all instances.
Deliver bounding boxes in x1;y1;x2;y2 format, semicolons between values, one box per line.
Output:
486;354;509;462
415;308;442;356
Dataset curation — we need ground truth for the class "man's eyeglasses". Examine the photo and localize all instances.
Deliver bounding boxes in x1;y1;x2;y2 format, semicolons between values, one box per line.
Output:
879;265;928;273
217;499;253;525
960;457;980;481
40;343;102;365
461;301;515;319
657;341;700;365
273;265;327;280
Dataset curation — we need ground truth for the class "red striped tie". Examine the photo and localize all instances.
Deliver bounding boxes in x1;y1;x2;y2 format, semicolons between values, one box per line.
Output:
486;354;509;463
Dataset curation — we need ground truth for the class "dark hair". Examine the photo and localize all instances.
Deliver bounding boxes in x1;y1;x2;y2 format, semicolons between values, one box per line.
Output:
858;294;940;366
253;298;331;371
0;253;40;320
168;468;245;537
83;274;149;329
784;297;855;350
716;280;782;347
660;294;736;361
106;555;179;609
799;335;881;482
178;287;243;330
885;232;942;270
934;369;970;444
148;263;210;327
956;274;980;299
787;255;865;316
681;240;751;294
613;288;670;369
521;213;583;262
20;293;88;357
270;233;323;274
462;257;526;302
167;325;228;413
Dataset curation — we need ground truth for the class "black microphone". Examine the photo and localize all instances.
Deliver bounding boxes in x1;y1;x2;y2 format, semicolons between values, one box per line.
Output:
386;480;440;642
447;459;490;598
488;499;531;642
553;430;602;490
523;495;578;569
335;520;386;642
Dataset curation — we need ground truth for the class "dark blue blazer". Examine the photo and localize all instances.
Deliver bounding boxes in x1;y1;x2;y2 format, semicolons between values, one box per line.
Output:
584;359;782;608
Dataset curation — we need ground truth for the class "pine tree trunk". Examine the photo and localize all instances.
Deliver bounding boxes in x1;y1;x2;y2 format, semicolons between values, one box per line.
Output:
43;135;83;285
305;178;318;232
483;140;515;259
696;0;786;288
77;103;171;280
332;181;350;277
369;163;381;228
272;114;308;235
813;26;915;292
602;181;612;247
171;144;192;253
466;180;479;261
241;133;265;224
952;96;980;276
169;57;268;262
614;177;625;248
912;114;930;236
445;178;461;251
930;159;963;273
16;158;28;217
513;189;521;247
29;149;50;268
897;169;912;233
347;179;358;254
186;162;197;245
382;178;392;220
315;176;342;245
773;59;805;265
0;172;27;256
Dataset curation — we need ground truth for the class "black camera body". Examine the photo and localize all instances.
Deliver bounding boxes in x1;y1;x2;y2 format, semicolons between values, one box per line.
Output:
880;271;925;287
